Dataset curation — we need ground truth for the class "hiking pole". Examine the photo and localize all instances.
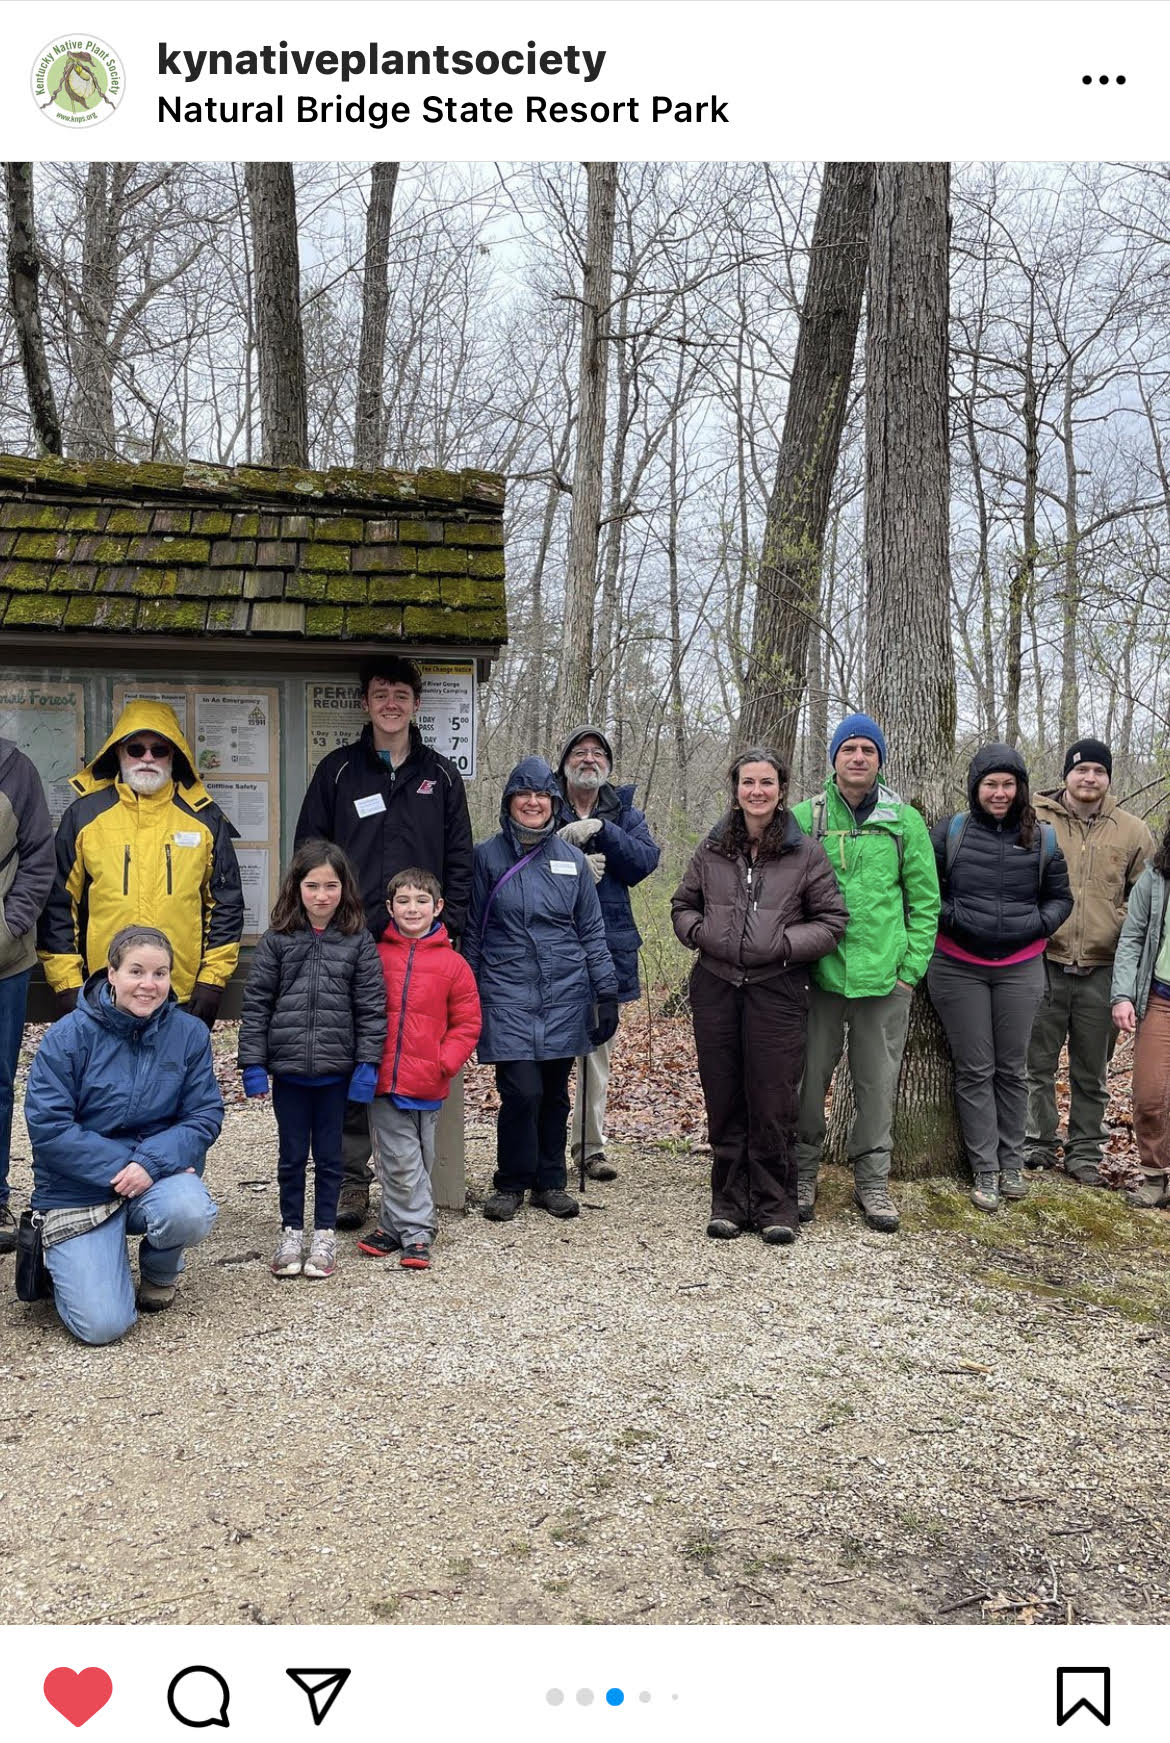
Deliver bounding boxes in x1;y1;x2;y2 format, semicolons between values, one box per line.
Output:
578;1037;590;1195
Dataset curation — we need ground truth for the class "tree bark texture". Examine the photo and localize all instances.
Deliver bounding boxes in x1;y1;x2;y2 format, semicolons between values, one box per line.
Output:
354;162;398;469
70;162;126;459
245;163;308;467
864;163;956;820
555;162;617;741
831;162;963;1181
4;163;61;456
740;161;873;766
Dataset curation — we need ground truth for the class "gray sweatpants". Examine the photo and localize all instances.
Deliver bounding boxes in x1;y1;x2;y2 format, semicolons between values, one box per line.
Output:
926;951;1045;1177
795;984;913;1190
368;1097;440;1247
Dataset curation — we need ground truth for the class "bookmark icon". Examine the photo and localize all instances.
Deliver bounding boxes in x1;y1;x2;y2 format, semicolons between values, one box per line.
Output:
285;1669;351;1727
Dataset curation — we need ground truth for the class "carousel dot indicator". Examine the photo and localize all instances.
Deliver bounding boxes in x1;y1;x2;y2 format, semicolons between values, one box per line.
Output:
577;1689;594;1706
639;1691;651;1704
546;1689;564;1706
606;1689;624;1706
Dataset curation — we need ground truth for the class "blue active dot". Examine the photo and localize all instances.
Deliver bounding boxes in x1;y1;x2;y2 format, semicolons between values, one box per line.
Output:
606;1689;624;1707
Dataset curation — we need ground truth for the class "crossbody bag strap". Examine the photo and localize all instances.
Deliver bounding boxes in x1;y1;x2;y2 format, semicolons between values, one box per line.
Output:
481;846;543;935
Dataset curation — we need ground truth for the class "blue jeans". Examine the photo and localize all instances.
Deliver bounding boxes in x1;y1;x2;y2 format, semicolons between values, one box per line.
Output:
271;1077;349;1229
45;1173;218;1346
0;968;30;1203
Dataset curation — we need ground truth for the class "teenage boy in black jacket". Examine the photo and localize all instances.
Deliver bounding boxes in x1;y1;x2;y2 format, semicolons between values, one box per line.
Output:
295;656;473;1226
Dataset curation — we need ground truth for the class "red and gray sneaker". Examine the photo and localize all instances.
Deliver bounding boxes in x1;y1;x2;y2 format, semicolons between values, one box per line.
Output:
400;1242;432;1270
357;1226;402;1258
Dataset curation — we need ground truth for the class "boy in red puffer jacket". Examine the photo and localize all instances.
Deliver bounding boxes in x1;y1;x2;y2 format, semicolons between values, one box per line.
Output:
359;867;481;1270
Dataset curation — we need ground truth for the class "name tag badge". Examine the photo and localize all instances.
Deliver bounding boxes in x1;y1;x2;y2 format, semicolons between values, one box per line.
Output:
354;792;387;819
172;832;201;847
550;860;579;876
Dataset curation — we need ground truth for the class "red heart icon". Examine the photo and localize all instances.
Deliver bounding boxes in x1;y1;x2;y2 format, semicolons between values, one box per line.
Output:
44;1668;113;1728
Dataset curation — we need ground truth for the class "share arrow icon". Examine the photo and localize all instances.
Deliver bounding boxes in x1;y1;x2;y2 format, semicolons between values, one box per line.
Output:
286;1668;352;1726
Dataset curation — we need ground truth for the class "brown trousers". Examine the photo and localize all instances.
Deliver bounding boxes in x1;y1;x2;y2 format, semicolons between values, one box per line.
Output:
1132;992;1170;1179
689;961;808;1231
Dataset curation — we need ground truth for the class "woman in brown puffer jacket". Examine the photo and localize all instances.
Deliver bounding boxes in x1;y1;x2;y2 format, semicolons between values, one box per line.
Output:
672;747;848;1245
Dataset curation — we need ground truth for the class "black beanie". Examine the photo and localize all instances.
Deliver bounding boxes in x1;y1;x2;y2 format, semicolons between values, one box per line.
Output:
1064;738;1112;779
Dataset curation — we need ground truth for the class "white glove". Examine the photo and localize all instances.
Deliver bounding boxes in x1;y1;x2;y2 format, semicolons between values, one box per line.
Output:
558;817;602;847
585;852;605;884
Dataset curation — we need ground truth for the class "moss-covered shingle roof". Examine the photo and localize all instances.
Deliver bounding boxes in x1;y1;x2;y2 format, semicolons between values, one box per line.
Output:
0;454;507;646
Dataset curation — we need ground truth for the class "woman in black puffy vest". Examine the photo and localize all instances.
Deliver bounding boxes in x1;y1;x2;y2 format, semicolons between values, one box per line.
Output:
927;744;1072;1214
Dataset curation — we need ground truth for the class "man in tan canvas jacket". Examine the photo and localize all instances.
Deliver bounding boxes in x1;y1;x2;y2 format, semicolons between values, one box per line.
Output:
1026;737;1154;1185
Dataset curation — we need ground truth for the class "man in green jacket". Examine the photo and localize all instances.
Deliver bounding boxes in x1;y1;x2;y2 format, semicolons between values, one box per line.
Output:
791;713;940;1232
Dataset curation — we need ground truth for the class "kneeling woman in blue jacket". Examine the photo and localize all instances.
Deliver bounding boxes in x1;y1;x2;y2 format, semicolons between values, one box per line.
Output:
25;924;222;1345
465;756;619;1224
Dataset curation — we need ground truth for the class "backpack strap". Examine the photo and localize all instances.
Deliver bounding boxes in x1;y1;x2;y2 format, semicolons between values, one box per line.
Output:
944;811;970;877
812;792;828;840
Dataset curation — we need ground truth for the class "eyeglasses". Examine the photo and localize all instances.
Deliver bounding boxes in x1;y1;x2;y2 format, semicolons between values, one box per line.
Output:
122;741;173;760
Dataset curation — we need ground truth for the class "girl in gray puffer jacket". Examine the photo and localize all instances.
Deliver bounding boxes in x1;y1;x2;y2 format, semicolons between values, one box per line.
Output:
238;841;386;1279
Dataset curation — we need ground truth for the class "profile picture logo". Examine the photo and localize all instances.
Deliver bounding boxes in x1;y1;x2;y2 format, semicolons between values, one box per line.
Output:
32;36;123;127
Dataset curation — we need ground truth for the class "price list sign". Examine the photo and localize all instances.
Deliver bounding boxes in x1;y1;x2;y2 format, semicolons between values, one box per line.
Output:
306;662;477;778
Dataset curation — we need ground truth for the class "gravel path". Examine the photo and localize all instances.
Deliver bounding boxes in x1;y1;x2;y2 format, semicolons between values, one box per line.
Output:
3;1090;1169;1628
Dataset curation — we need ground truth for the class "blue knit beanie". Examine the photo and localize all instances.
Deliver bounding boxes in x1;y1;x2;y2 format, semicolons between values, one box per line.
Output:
830;712;887;768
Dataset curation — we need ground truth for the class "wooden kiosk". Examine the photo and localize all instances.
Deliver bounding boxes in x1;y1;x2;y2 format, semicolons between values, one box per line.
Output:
0;453;508;1207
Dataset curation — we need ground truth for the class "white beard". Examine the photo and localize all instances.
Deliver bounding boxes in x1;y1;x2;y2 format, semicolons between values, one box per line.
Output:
122;765;169;795
568;766;607;792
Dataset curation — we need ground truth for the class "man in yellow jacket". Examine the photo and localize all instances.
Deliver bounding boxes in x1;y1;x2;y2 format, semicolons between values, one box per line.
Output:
38;701;244;1026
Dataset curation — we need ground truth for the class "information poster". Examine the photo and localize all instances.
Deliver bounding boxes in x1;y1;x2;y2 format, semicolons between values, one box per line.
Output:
306;661;478;778
235;848;270;938
0;680;85;826
114;682;280;941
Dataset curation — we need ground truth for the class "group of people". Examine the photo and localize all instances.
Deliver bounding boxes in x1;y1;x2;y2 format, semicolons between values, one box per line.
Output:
672;714;1162;1243
2;661;1168;1346
6;659;660;1342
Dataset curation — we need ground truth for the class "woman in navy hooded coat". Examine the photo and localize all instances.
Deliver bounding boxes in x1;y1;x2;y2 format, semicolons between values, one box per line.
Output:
464;756;618;1223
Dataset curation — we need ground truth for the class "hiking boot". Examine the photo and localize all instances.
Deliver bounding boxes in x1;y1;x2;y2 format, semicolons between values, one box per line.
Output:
357;1226;401;1258
584;1154;618;1182
136;1277;177;1313
971;1173;1000;1213
1023;1146;1058;1172
1066;1163;1105;1189
483;1190;524;1222
270;1227;304;1277
0;1202;15;1255
335;1183;370;1230
400;1242;432;1270
1125;1172;1170;1211
854;1181;900;1233
760;1224;796;1246
797;1179;817;1224
999;1168;1029;1202
530;1187;580;1219
705;1218;742;1240
303;1229;337;1279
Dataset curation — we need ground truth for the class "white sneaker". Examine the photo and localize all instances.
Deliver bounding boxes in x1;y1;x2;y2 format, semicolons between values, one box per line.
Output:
271;1226;304;1277
303;1228;337;1279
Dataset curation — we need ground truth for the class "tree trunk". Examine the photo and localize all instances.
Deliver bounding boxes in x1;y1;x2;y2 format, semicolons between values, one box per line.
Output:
1005;310;1039;748
555;162;617;740
70;162;125;459
4;163;61;456
828;162;962;1182
1057;366;1081;746
739;162;873;765
245;163;308;467
353;162;398;469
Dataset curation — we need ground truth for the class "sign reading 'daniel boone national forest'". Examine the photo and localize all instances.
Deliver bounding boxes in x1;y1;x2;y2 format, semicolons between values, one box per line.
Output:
0;680;84;826
306;661;477;777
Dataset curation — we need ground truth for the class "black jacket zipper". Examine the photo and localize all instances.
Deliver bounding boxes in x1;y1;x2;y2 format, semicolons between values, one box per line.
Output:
123;844;131;896
165;843;173;895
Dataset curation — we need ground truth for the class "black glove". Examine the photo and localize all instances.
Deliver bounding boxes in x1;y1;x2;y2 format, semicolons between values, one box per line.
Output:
186;981;223;1028
589;996;619;1047
55;987;80;1021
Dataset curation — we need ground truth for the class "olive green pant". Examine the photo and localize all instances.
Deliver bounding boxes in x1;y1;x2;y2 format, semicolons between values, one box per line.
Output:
795;984;913;1190
1025;962;1115;1173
